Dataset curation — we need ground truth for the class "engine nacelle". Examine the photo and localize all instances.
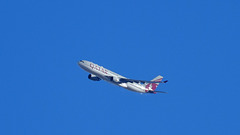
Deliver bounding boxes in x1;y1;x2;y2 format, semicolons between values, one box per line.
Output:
88;74;101;81
110;76;120;82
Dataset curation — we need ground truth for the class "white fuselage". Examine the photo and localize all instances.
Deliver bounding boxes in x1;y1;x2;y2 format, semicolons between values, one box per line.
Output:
78;60;147;93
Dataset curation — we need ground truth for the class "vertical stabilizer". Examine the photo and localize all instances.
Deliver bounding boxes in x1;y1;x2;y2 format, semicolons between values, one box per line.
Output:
145;75;163;91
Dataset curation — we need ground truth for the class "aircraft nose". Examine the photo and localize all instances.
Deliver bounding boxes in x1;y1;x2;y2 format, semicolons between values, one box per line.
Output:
78;60;84;65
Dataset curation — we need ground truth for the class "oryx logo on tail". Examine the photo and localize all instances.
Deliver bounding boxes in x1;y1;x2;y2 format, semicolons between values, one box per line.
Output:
145;75;163;91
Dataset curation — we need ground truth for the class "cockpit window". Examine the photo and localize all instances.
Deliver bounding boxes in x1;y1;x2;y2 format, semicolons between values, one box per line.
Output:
80;60;84;63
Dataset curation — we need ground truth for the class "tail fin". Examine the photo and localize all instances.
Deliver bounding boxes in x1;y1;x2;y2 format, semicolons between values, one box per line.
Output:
145;75;163;91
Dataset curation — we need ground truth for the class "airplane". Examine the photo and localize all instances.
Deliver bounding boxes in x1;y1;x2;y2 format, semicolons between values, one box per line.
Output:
78;60;168;94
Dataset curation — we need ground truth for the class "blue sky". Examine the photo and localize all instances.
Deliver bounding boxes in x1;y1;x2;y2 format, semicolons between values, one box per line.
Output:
0;0;239;135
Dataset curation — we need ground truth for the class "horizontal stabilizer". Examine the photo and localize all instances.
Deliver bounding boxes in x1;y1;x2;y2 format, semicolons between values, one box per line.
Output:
154;91;168;94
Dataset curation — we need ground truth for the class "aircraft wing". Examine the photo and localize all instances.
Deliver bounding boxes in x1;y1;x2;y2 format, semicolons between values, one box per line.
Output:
105;75;168;84
119;78;168;84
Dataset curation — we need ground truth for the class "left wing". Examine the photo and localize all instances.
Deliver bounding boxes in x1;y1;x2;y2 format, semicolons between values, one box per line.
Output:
119;78;168;84
105;76;168;84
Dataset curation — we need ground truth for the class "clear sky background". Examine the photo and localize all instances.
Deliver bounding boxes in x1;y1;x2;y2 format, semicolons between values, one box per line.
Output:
0;0;239;135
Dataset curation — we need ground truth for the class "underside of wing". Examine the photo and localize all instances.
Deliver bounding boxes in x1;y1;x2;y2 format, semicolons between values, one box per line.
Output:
105;75;168;84
119;78;168;84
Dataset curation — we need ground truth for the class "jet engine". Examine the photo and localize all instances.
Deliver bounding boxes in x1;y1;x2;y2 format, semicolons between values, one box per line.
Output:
110;76;120;82
88;74;101;81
